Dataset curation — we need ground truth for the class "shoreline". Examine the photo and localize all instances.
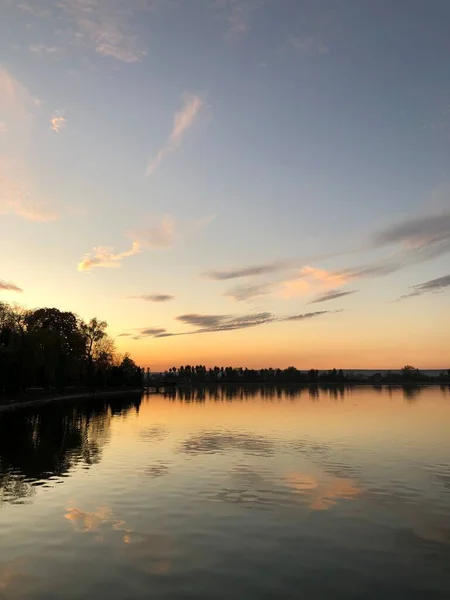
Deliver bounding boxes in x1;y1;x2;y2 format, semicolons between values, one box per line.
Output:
0;388;143;413
146;381;448;389
1;380;447;412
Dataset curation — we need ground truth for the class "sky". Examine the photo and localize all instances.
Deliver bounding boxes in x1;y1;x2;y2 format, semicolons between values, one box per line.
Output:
0;0;449;370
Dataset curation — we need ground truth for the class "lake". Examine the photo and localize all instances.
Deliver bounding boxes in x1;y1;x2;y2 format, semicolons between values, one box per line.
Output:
1;386;449;599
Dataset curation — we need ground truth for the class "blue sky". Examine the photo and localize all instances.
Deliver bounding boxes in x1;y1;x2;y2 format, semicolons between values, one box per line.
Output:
1;0;449;368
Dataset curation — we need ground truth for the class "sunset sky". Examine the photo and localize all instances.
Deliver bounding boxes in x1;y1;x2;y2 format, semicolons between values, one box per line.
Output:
1;0;449;370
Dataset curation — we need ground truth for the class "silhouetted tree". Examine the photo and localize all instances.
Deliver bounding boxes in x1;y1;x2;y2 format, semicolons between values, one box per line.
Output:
0;301;140;396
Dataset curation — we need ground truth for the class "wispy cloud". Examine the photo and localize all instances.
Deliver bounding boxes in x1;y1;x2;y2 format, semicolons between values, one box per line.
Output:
309;289;357;304
28;0;149;63
338;211;450;283
394;274;450;302
132;215;175;248
278;265;351;299
211;0;263;41
50;110;67;133
204;260;295;281
131;309;335;339
129;294;174;303
29;44;62;57
283;311;330;322
146;94;203;176
224;0;259;40
77;241;141;271
0;123;7;134
224;282;275;302
373;212;450;248
133;327;168;339
277;279;311;299
0;279;23;293
78;213;213;272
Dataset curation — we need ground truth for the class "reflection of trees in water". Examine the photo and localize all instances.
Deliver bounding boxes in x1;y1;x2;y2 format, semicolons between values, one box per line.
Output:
402;385;421;403
0;395;141;504
158;384;433;404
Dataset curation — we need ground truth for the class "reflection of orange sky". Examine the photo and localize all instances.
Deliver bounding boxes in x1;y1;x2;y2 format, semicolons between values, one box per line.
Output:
286;472;362;510
107;387;450;455
0;558;29;595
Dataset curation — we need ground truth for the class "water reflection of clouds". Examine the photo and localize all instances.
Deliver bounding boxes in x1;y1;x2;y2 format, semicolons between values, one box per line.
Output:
65;505;120;535
202;466;287;510
285;472;362;510
178;430;275;456
65;504;178;573
0;557;38;598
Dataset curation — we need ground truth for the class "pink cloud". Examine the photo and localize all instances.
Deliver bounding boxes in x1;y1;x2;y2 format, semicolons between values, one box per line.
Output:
278;265;352;299
77;241;141;272
50;111;67;133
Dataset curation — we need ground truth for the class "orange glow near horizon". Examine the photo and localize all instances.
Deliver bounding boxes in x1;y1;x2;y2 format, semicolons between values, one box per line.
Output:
119;310;449;371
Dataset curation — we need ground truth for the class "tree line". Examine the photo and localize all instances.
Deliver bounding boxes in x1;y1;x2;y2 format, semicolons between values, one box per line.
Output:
159;364;450;385
0;301;142;394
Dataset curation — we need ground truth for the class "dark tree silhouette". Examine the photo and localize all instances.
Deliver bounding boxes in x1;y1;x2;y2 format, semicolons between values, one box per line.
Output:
0;301;142;397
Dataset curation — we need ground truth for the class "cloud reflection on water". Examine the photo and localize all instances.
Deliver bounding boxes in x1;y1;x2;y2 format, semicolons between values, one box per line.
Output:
285;472;362;510
178;430;275;457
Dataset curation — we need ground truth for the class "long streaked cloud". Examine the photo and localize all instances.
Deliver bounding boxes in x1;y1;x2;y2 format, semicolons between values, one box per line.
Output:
50;111;67;133
136;327;167;337
131;309;336;339
215;210;450;303
282;311;329;322
129;294;174;303
0;279;23;293
224;282;275;302
374;212;450;248
204;260;295;281
309;289;357;304
395;274;450;302
221;264;351;302
146;94;203;176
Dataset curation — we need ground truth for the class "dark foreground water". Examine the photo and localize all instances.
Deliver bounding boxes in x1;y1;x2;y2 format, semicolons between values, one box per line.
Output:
0;386;449;599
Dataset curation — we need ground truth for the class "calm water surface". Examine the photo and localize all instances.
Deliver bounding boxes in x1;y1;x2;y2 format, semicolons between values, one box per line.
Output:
1;386;449;599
